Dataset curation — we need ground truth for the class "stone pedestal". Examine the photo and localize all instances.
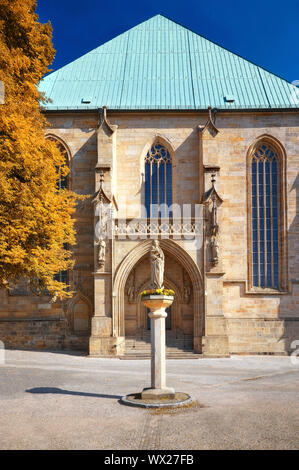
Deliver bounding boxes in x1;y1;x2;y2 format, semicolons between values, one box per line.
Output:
203;273;230;357
89;316;125;356
141;295;175;399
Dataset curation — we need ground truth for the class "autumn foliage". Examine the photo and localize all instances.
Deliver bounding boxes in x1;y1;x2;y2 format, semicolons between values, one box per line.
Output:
0;0;77;298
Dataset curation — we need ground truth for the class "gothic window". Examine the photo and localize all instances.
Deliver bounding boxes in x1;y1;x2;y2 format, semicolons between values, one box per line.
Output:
47;136;70;189
54;242;69;287
54;269;68;285
46;136;71;287
56;141;69;189
145;143;172;218
250;143;281;289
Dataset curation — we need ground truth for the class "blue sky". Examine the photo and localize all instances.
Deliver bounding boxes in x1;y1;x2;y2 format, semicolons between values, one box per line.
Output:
37;0;299;83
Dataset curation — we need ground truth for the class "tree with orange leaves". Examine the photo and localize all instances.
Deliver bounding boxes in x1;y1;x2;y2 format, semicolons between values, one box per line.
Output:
0;0;77;298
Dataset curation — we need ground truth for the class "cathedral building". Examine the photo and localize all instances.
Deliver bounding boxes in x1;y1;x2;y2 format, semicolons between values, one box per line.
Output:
1;15;298;357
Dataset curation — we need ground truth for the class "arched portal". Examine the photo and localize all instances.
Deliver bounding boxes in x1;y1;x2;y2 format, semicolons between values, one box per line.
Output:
113;239;203;352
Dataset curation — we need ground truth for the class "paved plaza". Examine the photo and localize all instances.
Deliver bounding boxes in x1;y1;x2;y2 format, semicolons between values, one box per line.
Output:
0;350;298;450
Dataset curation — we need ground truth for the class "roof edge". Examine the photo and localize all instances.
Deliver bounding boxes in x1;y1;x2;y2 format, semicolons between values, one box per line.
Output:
42;107;299;114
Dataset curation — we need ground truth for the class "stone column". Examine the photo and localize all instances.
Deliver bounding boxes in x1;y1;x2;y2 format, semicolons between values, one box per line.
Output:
141;295;175;399
203;273;229;357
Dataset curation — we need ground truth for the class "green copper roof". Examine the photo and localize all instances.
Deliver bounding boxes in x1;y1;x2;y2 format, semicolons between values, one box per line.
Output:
39;14;299;111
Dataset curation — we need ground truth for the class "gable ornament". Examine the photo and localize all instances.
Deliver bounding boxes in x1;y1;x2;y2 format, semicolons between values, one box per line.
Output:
199;107;219;137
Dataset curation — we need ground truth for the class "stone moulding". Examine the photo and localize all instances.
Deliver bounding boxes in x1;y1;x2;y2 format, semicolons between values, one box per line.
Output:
113;218;201;238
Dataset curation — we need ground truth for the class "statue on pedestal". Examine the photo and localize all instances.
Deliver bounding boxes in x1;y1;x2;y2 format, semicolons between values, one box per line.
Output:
183;286;191;304
126;271;135;303
210;194;219;267
210;236;219;266
98;238;106;268
150;240;164;290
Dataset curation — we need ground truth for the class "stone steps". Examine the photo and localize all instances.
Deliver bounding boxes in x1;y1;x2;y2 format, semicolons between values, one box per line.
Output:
120;352;201;360
124;333;197;359
124;344;193;350
125;343;193;350
125;349;195;355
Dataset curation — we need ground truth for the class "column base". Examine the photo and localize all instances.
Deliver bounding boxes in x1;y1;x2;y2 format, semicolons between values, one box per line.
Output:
89;335;125;356
193;336;203;353
141;387;175;400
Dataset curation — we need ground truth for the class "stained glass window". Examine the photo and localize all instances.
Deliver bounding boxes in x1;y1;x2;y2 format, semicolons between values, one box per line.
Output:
251;144;280;289
145;144;172;217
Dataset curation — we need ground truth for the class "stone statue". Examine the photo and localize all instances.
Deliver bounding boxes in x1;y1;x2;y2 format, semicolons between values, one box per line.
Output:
211;236;219;266
211;195;218;237
127;284;135;303
126;272;135;303
183;286;191;304
210;194;220;266
150;240;164;290
98;238;106;267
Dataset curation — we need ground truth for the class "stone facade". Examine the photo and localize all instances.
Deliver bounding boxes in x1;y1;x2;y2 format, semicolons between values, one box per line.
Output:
0;110;298;356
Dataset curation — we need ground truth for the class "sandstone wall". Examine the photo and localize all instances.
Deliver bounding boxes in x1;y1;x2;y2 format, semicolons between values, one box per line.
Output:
0;111;297;354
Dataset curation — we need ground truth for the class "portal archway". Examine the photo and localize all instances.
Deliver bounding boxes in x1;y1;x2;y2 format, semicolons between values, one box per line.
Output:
113;239;203;351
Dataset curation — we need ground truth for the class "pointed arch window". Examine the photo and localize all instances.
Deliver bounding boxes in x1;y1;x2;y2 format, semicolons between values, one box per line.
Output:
250;143;282;290
56;141;69;189
47;136;70;189
145;143;172;218
46;136;71;287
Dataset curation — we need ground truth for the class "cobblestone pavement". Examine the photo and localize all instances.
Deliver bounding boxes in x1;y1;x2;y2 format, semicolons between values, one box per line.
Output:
0;350;298;450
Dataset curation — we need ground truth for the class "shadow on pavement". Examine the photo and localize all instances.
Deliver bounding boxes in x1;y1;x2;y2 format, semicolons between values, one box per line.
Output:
26;387;121;399
5;347;87;357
